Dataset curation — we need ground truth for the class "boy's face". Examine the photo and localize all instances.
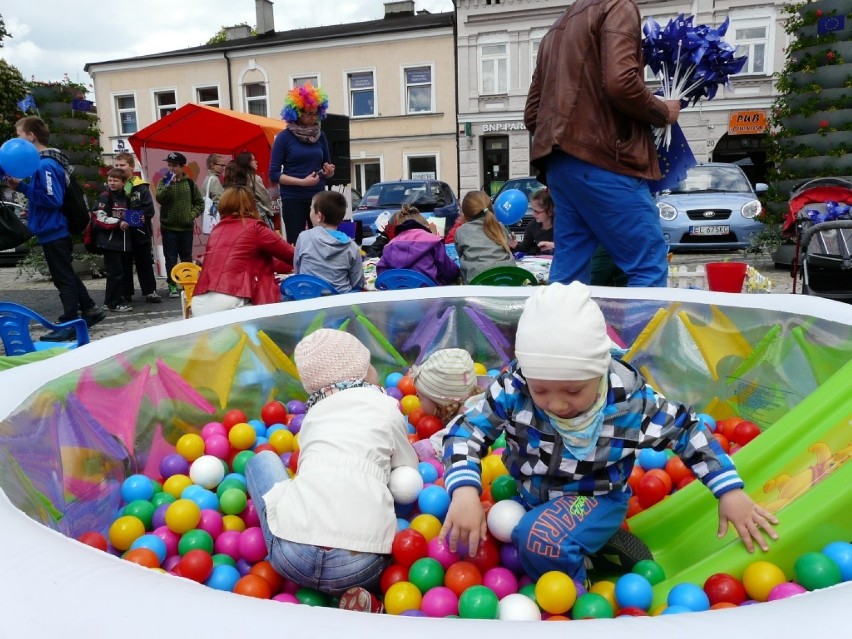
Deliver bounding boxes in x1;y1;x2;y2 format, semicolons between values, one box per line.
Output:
107;176;125;191
166;162;184;177
309;199;322;225
526;377;601;419
114;159;133;178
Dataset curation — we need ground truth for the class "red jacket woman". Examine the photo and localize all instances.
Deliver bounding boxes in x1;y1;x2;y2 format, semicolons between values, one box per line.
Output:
192;186;294;316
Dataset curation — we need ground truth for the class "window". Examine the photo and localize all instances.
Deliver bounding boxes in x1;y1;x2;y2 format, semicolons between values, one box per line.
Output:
734;25;768;75
348;71;375;117
529;28;547;79
407;155;437;180
196;86;219;106
293;76;318;88
115;95;138;135
154;90;177;119
353;160;381;193
245;82;268;116
479;42;508;94
404;66;432;114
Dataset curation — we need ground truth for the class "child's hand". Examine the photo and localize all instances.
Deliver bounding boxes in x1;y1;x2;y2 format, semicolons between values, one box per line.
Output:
718;489;778;552
439;486;487;556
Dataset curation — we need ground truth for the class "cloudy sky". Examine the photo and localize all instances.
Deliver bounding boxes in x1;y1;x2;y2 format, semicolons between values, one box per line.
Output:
2;0;454;88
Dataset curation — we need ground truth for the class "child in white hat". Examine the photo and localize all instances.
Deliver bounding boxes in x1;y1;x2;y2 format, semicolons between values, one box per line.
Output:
439;282;778;584
244;328;418;612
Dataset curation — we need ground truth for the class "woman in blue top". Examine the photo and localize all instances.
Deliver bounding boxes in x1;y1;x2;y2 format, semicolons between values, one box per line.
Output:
268;84;336;244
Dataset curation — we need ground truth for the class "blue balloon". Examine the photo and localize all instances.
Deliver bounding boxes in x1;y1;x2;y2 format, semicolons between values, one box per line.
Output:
0;138;41;179
493;188;528;225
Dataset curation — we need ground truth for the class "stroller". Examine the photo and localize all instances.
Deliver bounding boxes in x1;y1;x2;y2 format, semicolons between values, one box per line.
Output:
784;177;852;301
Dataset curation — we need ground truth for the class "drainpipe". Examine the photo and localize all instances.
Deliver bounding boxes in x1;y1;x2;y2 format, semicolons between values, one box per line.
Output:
225;51;234;109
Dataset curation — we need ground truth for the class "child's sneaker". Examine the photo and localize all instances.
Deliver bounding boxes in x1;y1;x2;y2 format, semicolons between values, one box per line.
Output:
587;529;653;574
108;304;133;313
338;587;384;613
168;283;180;298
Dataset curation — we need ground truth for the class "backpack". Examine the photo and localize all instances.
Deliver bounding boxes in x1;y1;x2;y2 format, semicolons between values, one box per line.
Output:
62;173;90;235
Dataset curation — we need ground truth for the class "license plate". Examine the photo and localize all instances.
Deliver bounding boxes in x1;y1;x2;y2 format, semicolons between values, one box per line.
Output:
690;225;730;236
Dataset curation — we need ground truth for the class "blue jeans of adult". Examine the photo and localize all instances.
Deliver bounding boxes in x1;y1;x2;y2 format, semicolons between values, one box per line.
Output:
511;490;630;583
546;151;669;287
41;235;96;322
161;228;194;287
245;451;388;596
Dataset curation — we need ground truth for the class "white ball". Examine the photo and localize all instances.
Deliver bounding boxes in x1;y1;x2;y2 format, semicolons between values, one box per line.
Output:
189;454;226;489
389;466;424;505
498;593;542;621
486;499;526;543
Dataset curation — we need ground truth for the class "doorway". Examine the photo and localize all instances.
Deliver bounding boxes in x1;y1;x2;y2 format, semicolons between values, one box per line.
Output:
482;136;509;197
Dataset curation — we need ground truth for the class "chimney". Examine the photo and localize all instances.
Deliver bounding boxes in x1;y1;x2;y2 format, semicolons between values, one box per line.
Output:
224;25;252;40
384;1;415;18
256;0;275;35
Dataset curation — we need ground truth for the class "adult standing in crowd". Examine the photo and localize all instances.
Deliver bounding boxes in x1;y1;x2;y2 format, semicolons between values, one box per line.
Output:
8;116;105;340
269;83;335;244
225;152;274;229
202;153;226;213
113;152;161;303
524;0;680;287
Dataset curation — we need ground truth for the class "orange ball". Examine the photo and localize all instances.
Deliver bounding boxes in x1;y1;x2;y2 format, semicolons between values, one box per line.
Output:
250;560;285;594
715;417;744;440
233;573;273;599
627;465;645;493
645;468;673;494
396;376;417;396
407;408;425;427
626;495;644;518
712;433;731;453
444;561;482;597
123;547;161;568
665;455;694;485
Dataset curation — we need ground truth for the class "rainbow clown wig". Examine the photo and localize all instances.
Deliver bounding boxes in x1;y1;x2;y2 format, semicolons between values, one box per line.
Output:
281;83;329;123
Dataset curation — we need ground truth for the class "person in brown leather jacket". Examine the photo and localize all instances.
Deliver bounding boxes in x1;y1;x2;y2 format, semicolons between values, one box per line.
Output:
525;0;681;287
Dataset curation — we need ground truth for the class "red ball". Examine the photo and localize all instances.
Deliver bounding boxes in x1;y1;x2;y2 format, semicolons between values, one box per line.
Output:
444;560;483;597
407;408;425;428
222;409;249;431
78;531;108;551
627;465;645;493
704;572;747;606
731;421;761;446
664;455;694;486
287;450;300;474
391;529;429;568
616;606;649;617
626;495;644;519
644;468;673;494
416;415;444;440
715;418;744;440
468;537;501;574
260;401;288;426
253;443;277;454
676;475;697;490
712;433;731;453
636;474;668;509
178;549;213;582
380;563;409;593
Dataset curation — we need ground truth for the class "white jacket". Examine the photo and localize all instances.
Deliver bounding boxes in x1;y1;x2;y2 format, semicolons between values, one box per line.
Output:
262;386;418;553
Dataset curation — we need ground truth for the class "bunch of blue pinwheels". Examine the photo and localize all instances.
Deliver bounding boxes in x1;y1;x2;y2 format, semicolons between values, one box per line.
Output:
806;201;851;224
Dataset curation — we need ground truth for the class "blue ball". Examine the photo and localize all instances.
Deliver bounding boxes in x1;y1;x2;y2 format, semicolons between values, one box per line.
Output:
223;472;247;486
667;583;710;611
493;189;528;225
417;484;451;519
696;413;716;432
121;474;154;503
418;461;439;484
661;604;692;615
396;517;410;531
822;541;852;582
637;448;668;471
130;533;168;563
385;372;404;388
206;564;241;591
0;138;40;179
266;423;286;436
248;419;267;438
182;486;219;511
615;573;653;610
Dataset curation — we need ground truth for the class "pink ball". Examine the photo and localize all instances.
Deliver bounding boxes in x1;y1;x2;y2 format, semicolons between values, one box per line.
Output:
239;526;268;563
153;526;181;558
427;536;460;570
201;422;227;439
421;586;459;617
426;459;444;478
204;434;231;459
518;574;534;588
242;500;261;528
483;566;519;599
198;509;224;539
282;579;300;595
768;582;807;601
214;529;242;561
272;593;299;604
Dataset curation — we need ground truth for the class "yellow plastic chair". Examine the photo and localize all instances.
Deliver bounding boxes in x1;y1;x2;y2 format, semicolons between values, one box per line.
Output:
170;262;202;318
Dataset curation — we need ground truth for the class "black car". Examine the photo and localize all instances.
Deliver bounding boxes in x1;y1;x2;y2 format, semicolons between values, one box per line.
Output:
492;176;545;240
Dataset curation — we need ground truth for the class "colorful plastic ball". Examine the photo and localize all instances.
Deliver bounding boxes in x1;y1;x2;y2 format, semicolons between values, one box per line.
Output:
535;571;577;614
395;375;417;396
214;529;243;561
188;454;226;489
250;560;285;594
483;566;519;599
636;473;669;509
427;537;460;570
178;548;214;582
391;529;429;568
409;514;442;542
492;188;527;225
661;604;692;615
178;529;214;555
415;415;444;440
617;606;650;617
742;561;787;601
631;561;667;587
292;587;325;606
445;561;483;597
153;525;181;557
151;491;176;509
384;581;423;615
703;572;747;606
458;584;499;619
162;474;193;499
399;395;421;416
219;487;248;516
239;527;269;563
615;573;653;610
216;477;246;497
499;542;523;574
122;500;155;530
664;456;694;486
417;484;450;519
468;537;501;574
228;423;257;451
78;531;108;551
164;498;202;534
417;461;439;484
486;499;525;543
260;401;288;426
480;454;508;487
380;563;409;593
696;413;716;432
268;429;296;454
233;573;272;599
272;593;299;604
497;592;541;621
222;515;246;532
731;420;761;446
408;557;445;594
518;582;537;601
123;547;161;568
175;433;205;461
121;474;155;503
285;400;306;415
130;533;168;564
197;509;224;540
637;448;668;470
490;474;518;502
204;435;231;460
421;586;459;617
794;552;842;590
768;582;807;600
822;541;852;581
385;371;404;388
242;500;261;528
287;413;304;435
667;582;710;611
388;466;424;505
572;592;614;619
230;450;255;475
109;515;146;551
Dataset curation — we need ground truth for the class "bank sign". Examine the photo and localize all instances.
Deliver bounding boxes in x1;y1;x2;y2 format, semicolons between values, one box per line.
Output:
728;111;767;135
481;122;527;133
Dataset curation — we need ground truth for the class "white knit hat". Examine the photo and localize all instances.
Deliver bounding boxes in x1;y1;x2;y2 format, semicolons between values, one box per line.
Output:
294;329;371;393
410;348;477;404
515;282;611;381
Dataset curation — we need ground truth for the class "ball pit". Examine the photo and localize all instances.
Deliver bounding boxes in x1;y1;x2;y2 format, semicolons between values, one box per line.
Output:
1;287;852;638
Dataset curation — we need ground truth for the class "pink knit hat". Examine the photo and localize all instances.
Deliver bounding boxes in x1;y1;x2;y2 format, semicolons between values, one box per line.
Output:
294;329;371;393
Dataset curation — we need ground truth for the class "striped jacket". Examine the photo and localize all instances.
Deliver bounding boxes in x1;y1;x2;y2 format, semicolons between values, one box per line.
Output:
442;359;743;507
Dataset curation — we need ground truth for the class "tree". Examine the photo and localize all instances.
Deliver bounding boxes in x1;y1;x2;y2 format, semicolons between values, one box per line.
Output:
206;23;256;45
0;14;28;142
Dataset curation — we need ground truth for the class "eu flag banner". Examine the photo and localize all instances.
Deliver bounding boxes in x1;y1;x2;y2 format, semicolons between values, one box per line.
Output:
71;99;94;112
16;94;38;113
818;15;845;35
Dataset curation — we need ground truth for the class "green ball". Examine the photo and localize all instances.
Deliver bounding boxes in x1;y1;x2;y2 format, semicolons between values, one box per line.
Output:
490;474;518;502
219;487;248;515
231;450;255;475
519;582;538;602
212;553;237;567
458;585;499;619
150;480;163;495
216;478;247;499
632;559;666;585
151;491;176;508
794;552;842;590
296;587;329;607
122;500;156;530
571;592;613;619
408;557;445;594
178;529;214;555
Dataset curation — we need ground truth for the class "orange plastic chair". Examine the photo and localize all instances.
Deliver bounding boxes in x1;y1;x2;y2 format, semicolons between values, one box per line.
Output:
170;262;202;318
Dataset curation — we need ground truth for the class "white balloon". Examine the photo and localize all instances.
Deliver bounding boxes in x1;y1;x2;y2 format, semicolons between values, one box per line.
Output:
498;593;542;621
486;499;526;543
389;466;424;505
188;455;226;489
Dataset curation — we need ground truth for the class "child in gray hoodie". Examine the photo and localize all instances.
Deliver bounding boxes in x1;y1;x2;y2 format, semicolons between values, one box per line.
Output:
294;190;365;293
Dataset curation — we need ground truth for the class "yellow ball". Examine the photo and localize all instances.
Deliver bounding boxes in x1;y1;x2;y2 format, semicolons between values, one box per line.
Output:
535;571;577;614
589;580;617;611
384;581;423;615
650;603;667;616
481;454;509;487
473;362;488;375
743;561;787;601
228;422;257;451
399;395;421;416
409;514;442;541
175;433;205;461
269;429;296;454
162;473;193;499
222;514;247;532
165;498;202;534
109;515;145;551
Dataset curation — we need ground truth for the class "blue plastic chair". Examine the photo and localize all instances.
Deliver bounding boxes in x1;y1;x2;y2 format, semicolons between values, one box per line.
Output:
375;269;438;290
280;274;340;301
0;302;90;355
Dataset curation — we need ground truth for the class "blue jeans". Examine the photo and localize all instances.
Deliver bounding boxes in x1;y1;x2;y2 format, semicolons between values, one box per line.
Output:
546;151;669;287
245;451;388;596
511;490;630;583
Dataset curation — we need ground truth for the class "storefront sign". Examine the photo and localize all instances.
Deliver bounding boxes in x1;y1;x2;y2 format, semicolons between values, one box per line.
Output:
728;111;767;135
481;122;527;133
112;138;129;153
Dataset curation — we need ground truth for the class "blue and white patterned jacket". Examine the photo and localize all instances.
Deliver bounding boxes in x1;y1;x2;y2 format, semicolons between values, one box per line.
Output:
442;359;743;507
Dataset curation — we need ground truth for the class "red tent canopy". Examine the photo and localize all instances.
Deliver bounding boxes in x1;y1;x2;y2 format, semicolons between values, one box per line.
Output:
129;104;287;186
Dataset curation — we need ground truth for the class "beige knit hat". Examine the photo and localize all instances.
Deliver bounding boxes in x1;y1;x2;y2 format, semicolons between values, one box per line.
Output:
410;348;477;404
294;329;371;393
515;282;611;381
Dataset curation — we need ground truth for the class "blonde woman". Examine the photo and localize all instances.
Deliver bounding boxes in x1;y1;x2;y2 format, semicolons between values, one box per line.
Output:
453;190;515;283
